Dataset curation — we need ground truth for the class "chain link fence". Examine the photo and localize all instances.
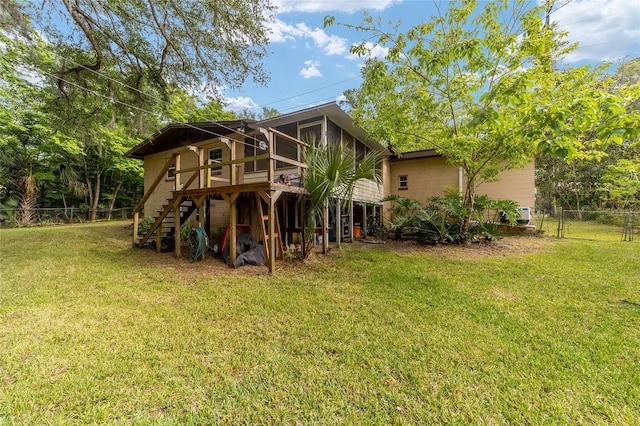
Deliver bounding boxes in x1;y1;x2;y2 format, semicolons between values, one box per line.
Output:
556;209;638;242
0;207;133;227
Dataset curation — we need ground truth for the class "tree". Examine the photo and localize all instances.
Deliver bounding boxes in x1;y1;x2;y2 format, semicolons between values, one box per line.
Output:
28;0;273;98
329;0;639;235
2;1;268;222
237;106;281;120
600;159;640;209
536;57;640;212
165;88;237;123
303;137;381;257
0;11;60;221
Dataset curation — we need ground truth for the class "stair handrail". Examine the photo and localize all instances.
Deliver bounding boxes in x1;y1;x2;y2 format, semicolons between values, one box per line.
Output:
132;153;177;246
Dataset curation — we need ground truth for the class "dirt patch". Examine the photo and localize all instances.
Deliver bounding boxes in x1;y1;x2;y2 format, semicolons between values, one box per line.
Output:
132;233;552;278
352;235;554;259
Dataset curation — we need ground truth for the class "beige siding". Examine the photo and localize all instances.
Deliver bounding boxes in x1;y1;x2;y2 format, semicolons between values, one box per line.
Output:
142;137;248;217
142;149;193;218
390;157;460;202
389;157;535;221
352;179;384;203
476;162;535;210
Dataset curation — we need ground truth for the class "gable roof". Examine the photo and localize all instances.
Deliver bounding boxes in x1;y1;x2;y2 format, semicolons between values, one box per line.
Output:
259;102;389;153
126;120;255;160
126;102;390;160
389;149;442;161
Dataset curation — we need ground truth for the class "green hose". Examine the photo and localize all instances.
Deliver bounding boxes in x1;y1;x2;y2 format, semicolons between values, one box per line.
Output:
189;227;208;262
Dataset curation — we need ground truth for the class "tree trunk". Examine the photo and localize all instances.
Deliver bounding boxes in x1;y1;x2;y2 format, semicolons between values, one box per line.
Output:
18;175;38;225
88;172;101;221
107;181;123;219
460;176;476;238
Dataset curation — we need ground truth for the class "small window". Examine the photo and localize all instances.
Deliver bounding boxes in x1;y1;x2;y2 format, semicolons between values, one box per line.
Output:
209;148;223;175
166;163;176;181
398;175;408;190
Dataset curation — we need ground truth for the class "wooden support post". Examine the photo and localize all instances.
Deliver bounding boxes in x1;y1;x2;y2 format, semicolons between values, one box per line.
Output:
336;198;341;248
174;196;182;258
322;198;329;254
301;197;307;258
205;196;211;238
132;211;139;246
268;131;275;183
268;194;276;273
196;195;206;229
221;192;240;266
175;154;181;191
363;204;367;237
230;140;237;185
156;219;162;253
349;200;354;242
199;148;205;189
229;197;237;266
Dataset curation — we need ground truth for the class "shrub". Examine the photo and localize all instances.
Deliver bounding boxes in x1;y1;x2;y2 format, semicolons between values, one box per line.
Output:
382;191;520;244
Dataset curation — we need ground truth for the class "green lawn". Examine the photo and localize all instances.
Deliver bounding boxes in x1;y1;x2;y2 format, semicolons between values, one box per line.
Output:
537;215;639;241
1;222;639;424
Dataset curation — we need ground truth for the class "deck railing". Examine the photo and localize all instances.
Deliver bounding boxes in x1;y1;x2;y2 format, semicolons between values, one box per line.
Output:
132;127;308;246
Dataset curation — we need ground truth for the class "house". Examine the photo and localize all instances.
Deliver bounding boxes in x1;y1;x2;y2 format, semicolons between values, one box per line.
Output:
388;149;536;224
126;102;390;272
127;102;535;272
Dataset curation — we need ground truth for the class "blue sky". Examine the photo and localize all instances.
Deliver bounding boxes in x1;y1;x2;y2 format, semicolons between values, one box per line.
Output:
222;0;640;115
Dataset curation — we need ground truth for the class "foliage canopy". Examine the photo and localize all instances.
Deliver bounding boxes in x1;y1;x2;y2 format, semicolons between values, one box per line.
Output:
329;0;639;230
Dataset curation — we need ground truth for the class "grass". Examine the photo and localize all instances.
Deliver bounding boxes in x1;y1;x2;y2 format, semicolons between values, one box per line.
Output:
1;222;639;424
537;215;639;241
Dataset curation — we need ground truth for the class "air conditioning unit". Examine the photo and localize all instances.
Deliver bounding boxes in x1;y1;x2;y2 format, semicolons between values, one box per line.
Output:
517;207;531;225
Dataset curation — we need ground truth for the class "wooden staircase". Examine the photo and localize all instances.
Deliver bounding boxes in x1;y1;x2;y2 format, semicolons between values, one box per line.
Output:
256;196;284;261
137;197;196;248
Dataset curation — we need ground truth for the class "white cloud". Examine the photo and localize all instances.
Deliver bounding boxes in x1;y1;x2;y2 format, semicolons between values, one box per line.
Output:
224;96;259;111
300;60;322;78
551;0;640;63
346;42;389;60
272;0;402;13
267;19;347;55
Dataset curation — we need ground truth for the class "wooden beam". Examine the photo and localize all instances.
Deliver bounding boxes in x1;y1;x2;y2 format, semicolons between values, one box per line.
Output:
349;200;354;242
221;192;240;205
363;204;367;237
267;131;275;183
198;147;205;189
195;195;207;229
229;198;237;266
262;127;308;148
270;154;308;170
137;201;174;248
336;198;341;249
268;193;276;273
322;198;329;254
133;154;176;215
175;154;181;191
173;196;183;258
256;190;270;205
180;170;199;192
301;197;307;258
230;139;237;185
132;212;139;247
270;190;283;206
176;153;270;175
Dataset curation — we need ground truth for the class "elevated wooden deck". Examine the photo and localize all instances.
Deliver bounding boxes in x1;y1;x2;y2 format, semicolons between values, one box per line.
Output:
131;127;309;273
174;181;307;199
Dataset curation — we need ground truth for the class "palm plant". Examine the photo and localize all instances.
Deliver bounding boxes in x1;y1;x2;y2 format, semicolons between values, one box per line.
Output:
302;136;382;257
